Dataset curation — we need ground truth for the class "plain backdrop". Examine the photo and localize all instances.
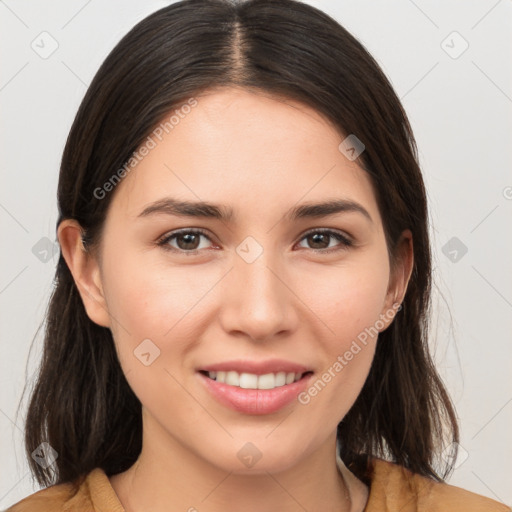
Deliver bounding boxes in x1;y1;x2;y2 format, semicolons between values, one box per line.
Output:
1;0;511;508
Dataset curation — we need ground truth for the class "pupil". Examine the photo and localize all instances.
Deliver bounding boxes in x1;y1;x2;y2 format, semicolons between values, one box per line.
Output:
178;233;199;250
309;233;328;249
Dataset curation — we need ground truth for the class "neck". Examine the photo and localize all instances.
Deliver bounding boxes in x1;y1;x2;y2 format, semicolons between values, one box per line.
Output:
109;413;368;512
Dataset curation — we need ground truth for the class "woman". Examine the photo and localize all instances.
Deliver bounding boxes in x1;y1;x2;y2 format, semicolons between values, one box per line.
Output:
6;0;510;510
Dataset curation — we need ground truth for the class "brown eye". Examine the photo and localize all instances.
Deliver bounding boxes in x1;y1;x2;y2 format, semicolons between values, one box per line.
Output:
297;229;353;252
158;229;213;253
157;228;353;255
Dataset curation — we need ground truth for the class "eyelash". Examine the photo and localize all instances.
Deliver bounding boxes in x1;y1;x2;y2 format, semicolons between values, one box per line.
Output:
156;228;354;255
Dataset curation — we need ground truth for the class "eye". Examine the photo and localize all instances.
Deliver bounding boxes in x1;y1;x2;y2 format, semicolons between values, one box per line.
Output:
157;228;214;254
296;228;353;253
157;228;353;255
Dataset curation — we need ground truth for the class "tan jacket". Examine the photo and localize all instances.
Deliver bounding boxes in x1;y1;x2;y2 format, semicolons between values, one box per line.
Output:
5;458;510;511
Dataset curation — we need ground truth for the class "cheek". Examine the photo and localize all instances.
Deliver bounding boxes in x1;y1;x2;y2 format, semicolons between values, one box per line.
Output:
103;251;199;334
298;253;390;340
101;250;229;384
294;257;389;409
101;255;203;412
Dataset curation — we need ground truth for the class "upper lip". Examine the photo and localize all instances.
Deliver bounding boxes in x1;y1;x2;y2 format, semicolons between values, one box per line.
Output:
199;359;312;375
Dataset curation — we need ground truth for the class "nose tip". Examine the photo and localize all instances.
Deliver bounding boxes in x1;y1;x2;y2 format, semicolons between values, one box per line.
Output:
218;254;297;342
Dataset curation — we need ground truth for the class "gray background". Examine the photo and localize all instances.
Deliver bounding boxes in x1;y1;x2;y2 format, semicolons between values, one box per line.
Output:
1;0;511;508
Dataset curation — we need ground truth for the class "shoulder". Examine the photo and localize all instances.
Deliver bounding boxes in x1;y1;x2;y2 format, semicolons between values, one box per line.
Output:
366;458;511;512
4;481;78;512
3;469;106;512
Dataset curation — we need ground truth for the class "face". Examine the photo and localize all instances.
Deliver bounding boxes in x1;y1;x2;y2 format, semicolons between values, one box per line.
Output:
68;87;409;474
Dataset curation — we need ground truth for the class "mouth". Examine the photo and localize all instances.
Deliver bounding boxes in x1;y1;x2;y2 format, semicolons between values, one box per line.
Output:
199;370;314;390
197;368;315;415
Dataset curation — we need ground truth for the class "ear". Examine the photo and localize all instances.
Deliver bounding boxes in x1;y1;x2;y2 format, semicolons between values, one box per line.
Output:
57;219;111;328
379;229;414;331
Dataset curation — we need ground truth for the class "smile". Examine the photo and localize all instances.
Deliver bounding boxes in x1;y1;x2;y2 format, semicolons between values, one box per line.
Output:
201;370;310;390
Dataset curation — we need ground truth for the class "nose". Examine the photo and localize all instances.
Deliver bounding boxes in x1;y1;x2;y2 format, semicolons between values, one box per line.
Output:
218;252;298;343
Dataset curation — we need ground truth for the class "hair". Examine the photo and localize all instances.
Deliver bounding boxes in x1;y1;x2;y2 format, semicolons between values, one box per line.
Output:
19;0;459;489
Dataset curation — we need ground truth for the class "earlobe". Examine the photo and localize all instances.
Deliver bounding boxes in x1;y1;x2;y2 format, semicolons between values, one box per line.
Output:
57;219;111;328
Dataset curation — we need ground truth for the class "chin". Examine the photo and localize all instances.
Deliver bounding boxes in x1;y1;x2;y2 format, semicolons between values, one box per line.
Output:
197;436;309;475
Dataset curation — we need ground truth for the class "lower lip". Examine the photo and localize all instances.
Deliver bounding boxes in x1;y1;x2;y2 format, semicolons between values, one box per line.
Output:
198;372;313;415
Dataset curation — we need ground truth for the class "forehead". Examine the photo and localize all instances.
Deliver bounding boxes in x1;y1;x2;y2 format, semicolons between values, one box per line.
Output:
108;87;380;226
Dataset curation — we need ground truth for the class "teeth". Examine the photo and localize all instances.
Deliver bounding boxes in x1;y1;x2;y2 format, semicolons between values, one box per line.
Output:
285;372;295;385
207;370;304;390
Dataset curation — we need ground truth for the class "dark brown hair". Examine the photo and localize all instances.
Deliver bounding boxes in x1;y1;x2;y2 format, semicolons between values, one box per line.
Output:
19;0;458;489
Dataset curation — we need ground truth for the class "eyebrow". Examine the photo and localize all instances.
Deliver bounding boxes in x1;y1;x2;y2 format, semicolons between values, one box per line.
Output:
137;197;373;224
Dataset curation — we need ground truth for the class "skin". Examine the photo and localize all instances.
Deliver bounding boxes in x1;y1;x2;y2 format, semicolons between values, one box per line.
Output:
59;86;413;512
